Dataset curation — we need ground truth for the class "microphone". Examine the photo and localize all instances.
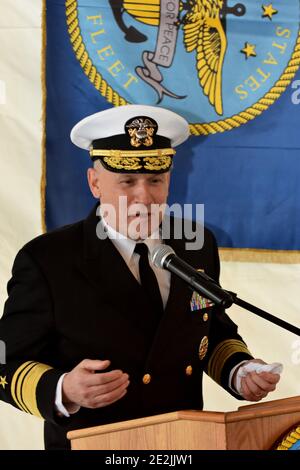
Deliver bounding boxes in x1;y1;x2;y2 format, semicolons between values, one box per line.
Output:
151;245;234;308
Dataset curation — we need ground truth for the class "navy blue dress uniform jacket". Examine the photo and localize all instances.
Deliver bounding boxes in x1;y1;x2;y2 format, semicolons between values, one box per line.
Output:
0;205;253;449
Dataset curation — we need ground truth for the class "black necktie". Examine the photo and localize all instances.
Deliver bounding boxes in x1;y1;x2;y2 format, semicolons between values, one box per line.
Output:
134;243;164;315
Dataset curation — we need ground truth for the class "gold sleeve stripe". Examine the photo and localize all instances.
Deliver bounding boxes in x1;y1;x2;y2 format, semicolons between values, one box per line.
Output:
207;339;251;385
21;363;53;417
11;361;35;413
18;362;50;414
11;361;53;417
18;362;43;414
208;340;251;384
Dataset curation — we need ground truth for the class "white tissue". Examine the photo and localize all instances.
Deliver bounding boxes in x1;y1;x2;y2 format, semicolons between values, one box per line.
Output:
236;362;283;395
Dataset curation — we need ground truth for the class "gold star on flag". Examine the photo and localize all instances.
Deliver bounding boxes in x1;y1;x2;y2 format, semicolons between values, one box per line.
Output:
262;4;278;20
0;376;8;389
241;43;257;59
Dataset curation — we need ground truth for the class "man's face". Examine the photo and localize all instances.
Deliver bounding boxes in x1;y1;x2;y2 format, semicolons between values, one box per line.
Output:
87;162;170;239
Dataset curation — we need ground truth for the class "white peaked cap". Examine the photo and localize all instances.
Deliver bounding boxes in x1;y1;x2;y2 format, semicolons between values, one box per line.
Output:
70;104;190;150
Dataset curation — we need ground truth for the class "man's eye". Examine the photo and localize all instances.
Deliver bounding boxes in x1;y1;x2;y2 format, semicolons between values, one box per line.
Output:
120;180;132;185
151;178;162;183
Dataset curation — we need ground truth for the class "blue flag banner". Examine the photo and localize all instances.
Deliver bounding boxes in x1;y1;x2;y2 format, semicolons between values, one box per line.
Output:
45;0;300;255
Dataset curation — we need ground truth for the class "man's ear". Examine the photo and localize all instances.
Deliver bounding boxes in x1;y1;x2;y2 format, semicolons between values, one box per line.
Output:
166;171;171;193
87;167;101;199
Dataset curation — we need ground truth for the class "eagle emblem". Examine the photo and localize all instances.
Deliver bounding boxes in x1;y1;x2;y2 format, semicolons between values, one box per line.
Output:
125;117;157;147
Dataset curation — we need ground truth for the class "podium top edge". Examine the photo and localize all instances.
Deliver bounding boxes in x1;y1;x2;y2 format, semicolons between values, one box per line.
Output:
67;397;300;441
67;410;225;441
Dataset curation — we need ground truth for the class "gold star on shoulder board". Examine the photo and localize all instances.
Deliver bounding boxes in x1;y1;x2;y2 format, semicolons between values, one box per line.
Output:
262;4;278;20
0;376;8;389
241;42;257;60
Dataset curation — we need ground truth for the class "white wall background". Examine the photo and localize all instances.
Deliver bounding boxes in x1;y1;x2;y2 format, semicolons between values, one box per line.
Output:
0;0;44;450
0;0;299;450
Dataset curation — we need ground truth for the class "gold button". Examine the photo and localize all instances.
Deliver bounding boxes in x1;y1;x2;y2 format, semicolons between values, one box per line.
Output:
199;336;209;360
142;373;151;384
185;365;193;376
203;313;209;322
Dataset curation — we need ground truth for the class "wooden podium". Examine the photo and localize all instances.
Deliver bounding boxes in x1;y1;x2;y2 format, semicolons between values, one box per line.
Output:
67;396;300;450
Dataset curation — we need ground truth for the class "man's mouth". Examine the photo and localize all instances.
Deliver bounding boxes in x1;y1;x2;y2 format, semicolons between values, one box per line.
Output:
128;212;152;218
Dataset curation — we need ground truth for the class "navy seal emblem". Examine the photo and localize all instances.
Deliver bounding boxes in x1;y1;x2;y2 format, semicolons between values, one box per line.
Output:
66;1;300;134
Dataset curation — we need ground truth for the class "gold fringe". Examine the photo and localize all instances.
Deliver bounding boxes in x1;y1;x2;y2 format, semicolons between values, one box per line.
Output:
40;0;47;234
219;248;300;264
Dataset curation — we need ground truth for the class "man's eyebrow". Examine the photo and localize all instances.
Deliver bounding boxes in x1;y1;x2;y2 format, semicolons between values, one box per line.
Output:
117;175;135;182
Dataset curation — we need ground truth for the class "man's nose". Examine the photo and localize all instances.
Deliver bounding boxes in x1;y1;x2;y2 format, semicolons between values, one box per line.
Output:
133;182;153;205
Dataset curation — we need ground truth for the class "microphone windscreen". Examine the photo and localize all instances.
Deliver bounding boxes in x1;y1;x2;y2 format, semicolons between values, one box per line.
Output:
151;244;175;268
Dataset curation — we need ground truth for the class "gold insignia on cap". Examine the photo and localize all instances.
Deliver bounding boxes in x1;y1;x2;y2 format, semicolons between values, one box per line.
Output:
185;365;193;376
143;156;172;171
100;154;173;172
126;117;157;147
103;156;143;171
199;336;209;360
0;376;8;389
90;149;175;172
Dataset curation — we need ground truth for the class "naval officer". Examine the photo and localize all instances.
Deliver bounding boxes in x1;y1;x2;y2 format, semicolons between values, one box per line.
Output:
0;105;281;449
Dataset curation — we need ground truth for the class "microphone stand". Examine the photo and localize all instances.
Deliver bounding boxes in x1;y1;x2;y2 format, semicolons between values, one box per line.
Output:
227;291;300;336
152;244;300;336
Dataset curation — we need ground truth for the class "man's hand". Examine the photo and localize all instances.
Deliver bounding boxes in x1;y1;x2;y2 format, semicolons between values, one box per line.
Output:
233;359;281;402
62;359;129;412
